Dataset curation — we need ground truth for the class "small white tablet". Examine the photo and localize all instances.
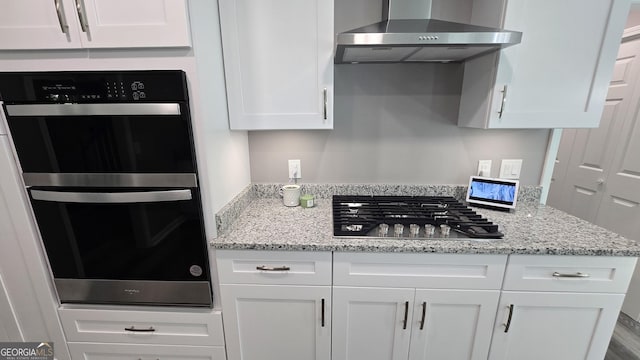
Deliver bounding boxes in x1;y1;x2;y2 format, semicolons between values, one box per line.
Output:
466;176;519;210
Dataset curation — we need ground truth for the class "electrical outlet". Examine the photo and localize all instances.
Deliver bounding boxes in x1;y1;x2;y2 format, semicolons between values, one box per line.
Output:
500;159;522;179
288;159;301;179
477;160;492;177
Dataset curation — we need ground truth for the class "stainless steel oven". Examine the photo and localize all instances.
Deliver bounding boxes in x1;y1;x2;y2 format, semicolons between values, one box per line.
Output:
0;71;212;307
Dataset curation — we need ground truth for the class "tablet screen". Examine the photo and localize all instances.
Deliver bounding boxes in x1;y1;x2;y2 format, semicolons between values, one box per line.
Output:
466;176;519;209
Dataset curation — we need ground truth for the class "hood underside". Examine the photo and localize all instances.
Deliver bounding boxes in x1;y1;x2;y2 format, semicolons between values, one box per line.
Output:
335;19;522;64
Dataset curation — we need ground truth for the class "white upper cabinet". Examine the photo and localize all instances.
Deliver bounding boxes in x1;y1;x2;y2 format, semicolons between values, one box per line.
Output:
0;0;82;49
0;0;190;50
218;0;334;130
459;0;631;129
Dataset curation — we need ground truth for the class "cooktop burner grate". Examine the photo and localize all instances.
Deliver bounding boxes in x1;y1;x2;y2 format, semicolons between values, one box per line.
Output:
332;195;503;239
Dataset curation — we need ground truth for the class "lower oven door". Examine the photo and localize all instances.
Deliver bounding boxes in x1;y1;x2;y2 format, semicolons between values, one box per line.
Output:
28;187;212;307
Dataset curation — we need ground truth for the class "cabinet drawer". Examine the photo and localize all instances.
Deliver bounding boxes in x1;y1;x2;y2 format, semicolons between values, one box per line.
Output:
68;342;225;360
216;250;332;285
503;255;637;293
334;253;508;289
59;307;224;346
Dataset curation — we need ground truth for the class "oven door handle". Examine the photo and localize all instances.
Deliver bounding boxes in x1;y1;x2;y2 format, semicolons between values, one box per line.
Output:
5;103;181;116
30;189;192;203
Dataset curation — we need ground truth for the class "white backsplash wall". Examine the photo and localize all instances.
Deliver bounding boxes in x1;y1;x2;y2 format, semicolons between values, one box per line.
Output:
249;63;550;185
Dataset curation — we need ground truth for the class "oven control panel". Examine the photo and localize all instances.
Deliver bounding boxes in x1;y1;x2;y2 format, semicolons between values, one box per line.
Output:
0;71;188;103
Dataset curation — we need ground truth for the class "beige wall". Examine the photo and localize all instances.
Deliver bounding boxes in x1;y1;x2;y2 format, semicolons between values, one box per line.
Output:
249;64;549;185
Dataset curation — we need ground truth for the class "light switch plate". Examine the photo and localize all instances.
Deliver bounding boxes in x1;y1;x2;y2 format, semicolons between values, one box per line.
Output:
477;160;492;177
500;159;522;179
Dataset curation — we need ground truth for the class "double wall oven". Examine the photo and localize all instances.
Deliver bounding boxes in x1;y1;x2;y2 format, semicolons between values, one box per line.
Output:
0;71;212;307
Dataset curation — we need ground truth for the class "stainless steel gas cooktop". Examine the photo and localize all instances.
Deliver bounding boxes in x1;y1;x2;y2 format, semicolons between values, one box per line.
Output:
332;195;503;239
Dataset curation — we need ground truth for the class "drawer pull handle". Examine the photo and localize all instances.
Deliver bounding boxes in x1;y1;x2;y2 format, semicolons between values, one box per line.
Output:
256;265;291;271
402;301;409;330
503;304;514;333
124;326;155;332
552;272;590;278
419;301;427;330
321;298;325;327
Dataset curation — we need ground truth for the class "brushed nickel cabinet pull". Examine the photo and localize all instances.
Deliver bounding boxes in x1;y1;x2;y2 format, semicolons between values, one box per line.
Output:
323;88;328;120
75;0;89;33
503;305;514;333
497;85;507;119
124;326;155;332
256;265;291;271
402;301;409;330
552;271;590;278
321;298;325;327
54;0;69;34
419;301;427;330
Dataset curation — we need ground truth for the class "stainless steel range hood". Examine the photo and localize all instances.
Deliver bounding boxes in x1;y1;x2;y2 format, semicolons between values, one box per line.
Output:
335;0;522;64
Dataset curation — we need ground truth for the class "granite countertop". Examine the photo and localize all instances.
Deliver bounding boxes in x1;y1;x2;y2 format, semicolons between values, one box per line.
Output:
211;184;640;256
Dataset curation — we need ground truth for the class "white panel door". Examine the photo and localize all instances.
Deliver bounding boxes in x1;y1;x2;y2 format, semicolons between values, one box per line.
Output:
219;0;334;129
0;0;82;49
548;38;640;218
221;284;331;360
489;291;624;360
332;287;414;360
408;289;500;360
79;0;190;48
460;0;630;128
595;40;640;238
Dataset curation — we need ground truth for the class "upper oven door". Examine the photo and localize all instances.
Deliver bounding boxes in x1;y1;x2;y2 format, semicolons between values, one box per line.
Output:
4;102;196;174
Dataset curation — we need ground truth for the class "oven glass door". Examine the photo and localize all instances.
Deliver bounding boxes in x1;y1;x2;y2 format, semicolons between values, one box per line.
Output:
6;103;195;173
29;187;209;282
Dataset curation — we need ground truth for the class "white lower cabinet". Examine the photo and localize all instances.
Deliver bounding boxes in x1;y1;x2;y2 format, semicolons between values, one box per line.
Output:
332;287;500;360
59;306;226;360
220;284;331;360
487;255;636;360
332;287;414;360
216;250;333;360
216;251;636;360
331;253;507;360
488;291;624;360
409;289;500;360
68;342;226;360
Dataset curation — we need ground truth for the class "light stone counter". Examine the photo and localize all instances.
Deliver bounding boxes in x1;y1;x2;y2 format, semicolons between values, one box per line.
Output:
212;184;640;256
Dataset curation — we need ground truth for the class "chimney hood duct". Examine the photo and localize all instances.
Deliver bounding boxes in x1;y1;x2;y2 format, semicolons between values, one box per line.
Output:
335;0;522;64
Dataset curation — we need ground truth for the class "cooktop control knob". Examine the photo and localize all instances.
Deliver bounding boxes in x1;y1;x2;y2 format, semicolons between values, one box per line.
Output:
394;224;404;237
378;223;389;237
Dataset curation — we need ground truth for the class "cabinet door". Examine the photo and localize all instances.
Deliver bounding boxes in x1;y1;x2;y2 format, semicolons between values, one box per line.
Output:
78;0;190;48
333;286;414;360
0;0;82;49
489;291;624;360
221;284;331;360
408;289;500;360
460;0;630;128
219;0;334;130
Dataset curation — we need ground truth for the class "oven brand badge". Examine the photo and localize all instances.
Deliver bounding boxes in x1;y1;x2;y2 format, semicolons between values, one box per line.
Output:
190;265;203;277
0;342;53;360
